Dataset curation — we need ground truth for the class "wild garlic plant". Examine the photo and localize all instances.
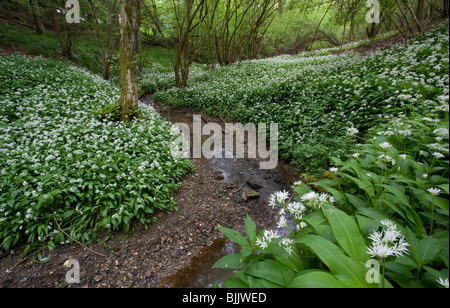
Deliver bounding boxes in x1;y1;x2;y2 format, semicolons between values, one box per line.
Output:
0;55;194;253
149;23;449;175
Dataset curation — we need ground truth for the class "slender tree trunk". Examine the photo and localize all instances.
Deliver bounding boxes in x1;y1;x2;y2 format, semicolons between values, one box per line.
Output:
118;0;142;122
415;0;425;21
47;9;73;59
349;18;355;41
443;0;449;18
30;0;46;35
88;0;118;80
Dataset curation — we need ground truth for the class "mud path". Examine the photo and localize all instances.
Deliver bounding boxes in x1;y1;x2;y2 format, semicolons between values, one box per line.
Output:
0;96;299;288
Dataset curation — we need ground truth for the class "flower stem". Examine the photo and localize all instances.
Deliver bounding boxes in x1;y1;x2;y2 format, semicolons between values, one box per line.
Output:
430;195;435;235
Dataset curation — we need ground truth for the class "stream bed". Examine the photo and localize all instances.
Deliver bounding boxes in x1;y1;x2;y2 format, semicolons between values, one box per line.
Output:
142;94;298;288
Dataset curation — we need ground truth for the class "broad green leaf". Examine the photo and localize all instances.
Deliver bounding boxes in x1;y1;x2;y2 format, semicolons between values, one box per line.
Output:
438;184;449;194
219;227;249;248
310;179;345;201
275;251;304;272
213;253;244;269
245;215;256;246
245;260;295;287
289;271;347;288
296;234;372;288
303;211;329;237
341;173;375;198
431;196;449;212
323;206;368;262
292;183;311;196
345;193;368;209
385;261;414;279
375;184;411;208
414;236;442;267
247;276;284;288
225;277;249;288
356;208;404;233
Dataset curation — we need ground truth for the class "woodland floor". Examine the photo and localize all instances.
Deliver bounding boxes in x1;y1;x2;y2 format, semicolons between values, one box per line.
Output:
0;26;431;287
0;97;298;288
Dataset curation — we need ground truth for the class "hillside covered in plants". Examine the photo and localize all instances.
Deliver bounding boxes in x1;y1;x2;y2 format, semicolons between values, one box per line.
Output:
0;0;448;290
211;23;449;289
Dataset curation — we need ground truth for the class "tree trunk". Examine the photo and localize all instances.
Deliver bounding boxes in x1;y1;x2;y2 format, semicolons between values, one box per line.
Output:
415;0;425;21
118;0;142;122
349;18;355;41
88;0;119;80
401;0;423;33
30;0;46;35
46;9;73;59
443;0;449;18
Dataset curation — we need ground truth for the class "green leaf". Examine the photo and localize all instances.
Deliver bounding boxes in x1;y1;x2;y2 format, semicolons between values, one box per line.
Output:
289;271;347;288
219;227;249;248
225;277;249;288
345;193;368;209
438;184;449;194
247;276;284;288
303;211;329;236
375;184;410;207
414;235;442;267
213;253;244;269
310;179;345;201
432;196;449;212
323;206;368;262
245;260;295;287
275;251;304;272
356;208;404;232
245;215;256;246
341;174;375;198
292;183;311;196
296;234;372;288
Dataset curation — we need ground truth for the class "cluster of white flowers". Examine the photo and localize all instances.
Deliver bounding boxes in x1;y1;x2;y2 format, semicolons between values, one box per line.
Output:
347;126;359;136
378;153;396;166
255;229;279;249
437;277;449;288
301;191;335;210
269;190;290;208
378;142;392;150
0;55;193;249
149;23;449;178
367;220;410;259
262;189;336;255
427;187;442;196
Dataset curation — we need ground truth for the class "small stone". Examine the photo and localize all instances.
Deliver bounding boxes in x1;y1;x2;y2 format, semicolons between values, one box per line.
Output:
248;179;263;189
242;187;260;201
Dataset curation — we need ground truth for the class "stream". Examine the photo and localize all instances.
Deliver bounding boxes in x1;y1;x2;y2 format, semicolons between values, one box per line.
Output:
141;94;298;288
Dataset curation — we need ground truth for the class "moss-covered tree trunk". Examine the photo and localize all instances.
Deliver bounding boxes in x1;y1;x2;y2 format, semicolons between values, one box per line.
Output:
118;0;142;122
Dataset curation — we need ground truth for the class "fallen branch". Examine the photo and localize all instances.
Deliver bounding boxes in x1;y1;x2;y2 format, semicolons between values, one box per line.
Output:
51;207;107;258
232;174;254;194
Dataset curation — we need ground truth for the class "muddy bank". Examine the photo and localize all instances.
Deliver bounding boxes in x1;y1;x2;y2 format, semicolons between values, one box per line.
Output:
0;96;299;288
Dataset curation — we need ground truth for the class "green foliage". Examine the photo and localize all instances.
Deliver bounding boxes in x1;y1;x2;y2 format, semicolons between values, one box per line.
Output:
0;55;194;253
93;102;120;122
214;24;449;288
151;23;449;176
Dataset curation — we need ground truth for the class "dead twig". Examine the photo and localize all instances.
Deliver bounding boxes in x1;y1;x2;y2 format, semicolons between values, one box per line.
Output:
286;192;297;206
232;174;254;194
51;207;107;258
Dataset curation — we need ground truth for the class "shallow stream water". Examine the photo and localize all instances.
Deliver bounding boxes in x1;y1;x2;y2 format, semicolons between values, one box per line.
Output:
141;94;297;288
